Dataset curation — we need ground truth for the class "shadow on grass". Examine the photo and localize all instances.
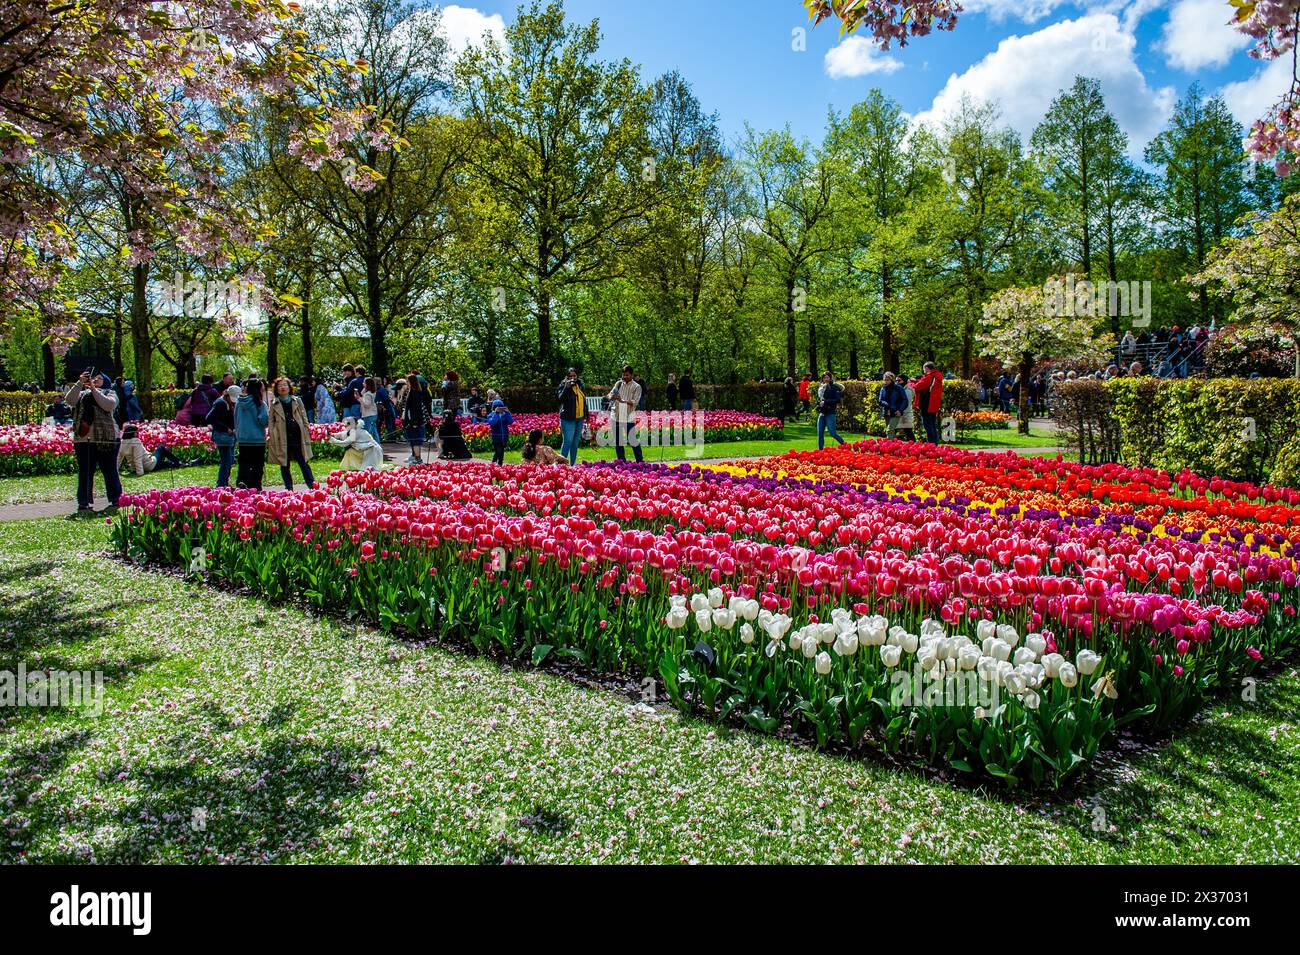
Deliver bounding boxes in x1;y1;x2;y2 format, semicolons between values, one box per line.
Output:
1069;676;1300;851
4;704;374;864
0;560;162;732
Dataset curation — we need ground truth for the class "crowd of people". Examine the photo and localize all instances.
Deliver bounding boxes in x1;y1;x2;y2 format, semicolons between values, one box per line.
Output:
54;360;703;514
42;326;1218;515
774;364;946;448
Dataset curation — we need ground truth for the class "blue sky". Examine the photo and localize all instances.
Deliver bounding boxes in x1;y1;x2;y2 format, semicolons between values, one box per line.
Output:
441;0;1284;156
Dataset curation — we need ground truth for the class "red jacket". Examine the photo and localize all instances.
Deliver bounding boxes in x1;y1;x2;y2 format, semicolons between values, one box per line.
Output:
798;378;811;401
913;370;943;414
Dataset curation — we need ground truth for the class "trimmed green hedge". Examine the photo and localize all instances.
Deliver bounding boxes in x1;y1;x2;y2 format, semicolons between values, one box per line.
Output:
1056;377;1300;485
0;388;186;425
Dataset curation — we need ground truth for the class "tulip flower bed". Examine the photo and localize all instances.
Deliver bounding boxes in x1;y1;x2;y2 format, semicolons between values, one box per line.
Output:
111;443;1300;789
450;410;783;453
0;421;347;477
954;411;1015;431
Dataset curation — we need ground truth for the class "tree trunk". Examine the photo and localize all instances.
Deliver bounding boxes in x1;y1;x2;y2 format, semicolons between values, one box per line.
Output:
1018;352;1033;435
365;252;388;375
130;261;153;418
881;264;897;374
785;276;797;378
535;288;552;378
962;320;973;379
266;312;281;382
112;302;123;375
174;353;192;389
301;298;314;379
808;322;818;379
41;342;55;391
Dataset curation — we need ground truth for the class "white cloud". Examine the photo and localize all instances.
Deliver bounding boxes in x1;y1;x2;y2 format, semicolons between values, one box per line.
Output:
1221;54;1292;131
1159;0;1249;70
911;14;1176;155
824;36;903;78
958;0;1074;21
440;4;507;57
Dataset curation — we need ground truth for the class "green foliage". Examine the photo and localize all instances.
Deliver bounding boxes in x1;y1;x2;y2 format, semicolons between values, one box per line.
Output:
1057;377;1300;483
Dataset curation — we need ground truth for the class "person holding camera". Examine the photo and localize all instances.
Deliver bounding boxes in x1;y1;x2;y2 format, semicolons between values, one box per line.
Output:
607;365;643;463
65;370;122;516
557;368;587;465
816;370;846;450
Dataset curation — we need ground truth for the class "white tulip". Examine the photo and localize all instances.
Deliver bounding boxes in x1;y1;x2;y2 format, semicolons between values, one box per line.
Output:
921;618;945;637
1020;689;1041;710
981;636;997;657
976;657;999;682
740;623;755;645
789;630;803;651
1004;671;1026;695
860;621;887;646
918;647;939;671
901;632;919;654
1016;662;1045;689
712;607;736;630
818;622;838;644
833;631;859;657
669;594;687;611
765;615;792;641
666;608;689;630
958;645;982;671
690;593;709;613
1041;653;1064;678
801;635;819;659
990;639;1012;663
707;587;724;609
1013;647;1037;667
996;623;1019;648
880;644;903;668
694;608;713;632
1076;650;1101;675
976;619;996;642
814;651;833;675
1025;633;1046;660
741;599;761;621
1057;662;1078;688
995;661;1015;687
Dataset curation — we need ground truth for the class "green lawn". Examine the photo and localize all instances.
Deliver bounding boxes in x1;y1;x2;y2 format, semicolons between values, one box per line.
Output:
1;518;1296;863
0;423;1060;507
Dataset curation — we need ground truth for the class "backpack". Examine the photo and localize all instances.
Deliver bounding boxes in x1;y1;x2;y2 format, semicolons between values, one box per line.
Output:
75;390;96;438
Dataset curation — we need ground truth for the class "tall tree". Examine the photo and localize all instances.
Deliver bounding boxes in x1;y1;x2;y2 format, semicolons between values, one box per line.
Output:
1030;77;1128;285
741;127;838;377
456;1;660;377
825;90;927;374
0;0;386;344
925;98;1040;375
261;0;466;375
1146;85;1256;324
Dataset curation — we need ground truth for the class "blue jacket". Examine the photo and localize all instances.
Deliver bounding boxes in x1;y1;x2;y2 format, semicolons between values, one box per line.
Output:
878;382;908;416
234;395;269;445
487;409;514;444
